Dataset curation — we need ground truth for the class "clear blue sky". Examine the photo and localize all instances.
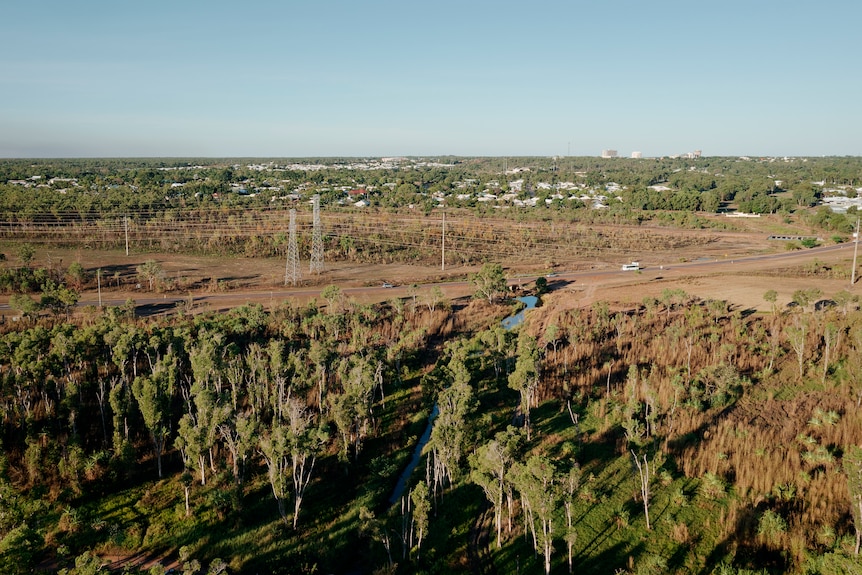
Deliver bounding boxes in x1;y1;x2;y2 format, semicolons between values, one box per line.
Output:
2;0;860;158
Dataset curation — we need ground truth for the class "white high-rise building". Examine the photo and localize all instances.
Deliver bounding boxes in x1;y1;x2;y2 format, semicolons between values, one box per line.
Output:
601;149;618;159
631;151;642;159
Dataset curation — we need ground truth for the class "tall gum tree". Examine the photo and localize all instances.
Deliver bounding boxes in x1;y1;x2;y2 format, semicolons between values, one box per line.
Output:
508;331;540;441
468;427;523;548
510;455;560;575
470;262;507;304
131;350;177;478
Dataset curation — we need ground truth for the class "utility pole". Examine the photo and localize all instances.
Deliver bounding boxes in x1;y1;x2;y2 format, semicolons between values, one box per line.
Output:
285;209;301;286
97;269;102;307
852;216;860;286
309;195;324;275
441;210;446;271
124;215;129;256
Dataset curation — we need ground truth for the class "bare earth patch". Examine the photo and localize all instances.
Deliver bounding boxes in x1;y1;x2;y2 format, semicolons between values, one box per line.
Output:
1;217;859;317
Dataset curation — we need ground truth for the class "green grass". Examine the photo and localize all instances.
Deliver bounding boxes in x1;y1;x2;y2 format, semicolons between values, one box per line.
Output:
33;377;434;574
425;386;746;575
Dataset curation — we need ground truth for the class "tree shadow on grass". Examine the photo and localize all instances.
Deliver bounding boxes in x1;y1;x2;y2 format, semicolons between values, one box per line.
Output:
575;540;645;575
697;502;788;575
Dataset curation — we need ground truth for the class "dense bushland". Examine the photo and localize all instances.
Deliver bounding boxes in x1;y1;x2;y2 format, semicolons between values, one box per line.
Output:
0;287;486;574
2;268;862;573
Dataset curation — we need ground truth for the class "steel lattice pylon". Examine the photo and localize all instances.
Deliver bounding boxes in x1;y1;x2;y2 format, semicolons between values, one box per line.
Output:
285;209;301;286
309;194;324;275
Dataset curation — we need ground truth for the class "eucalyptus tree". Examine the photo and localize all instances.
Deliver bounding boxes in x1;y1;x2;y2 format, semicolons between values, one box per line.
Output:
131;349;177;478
409;481;431;560
320;284;344;314
176;379;221;486
791;288;822;314
4;327;51;428
106;323;144;383
308;338;334;414
428;339;477;497
244;342;271;416
65;261;88;290
8;294;39;322
251;342;322;524
258;420;291;524
108;376;133;459
479;325;512;385
468;427;524;548
786;316;808;380
508;331;541;440
38;281;79;320
833;290;859;316
542;322;563;360
136;259;163;291
470;262;508;304
217;406;258;489
359;507;394;569
266;338;290;422
422;285;447;314
510;455;561;575
284;397;327;528
631;448;653;531
16;244;35;269
560;461;581;574
763;290;778;316
329;355;375;463
188;329;226;393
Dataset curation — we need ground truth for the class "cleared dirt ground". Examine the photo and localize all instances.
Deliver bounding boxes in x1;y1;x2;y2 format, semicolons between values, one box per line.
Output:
1;215;859;317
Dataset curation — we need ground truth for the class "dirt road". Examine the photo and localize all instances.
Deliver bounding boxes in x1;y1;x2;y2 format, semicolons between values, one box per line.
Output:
1;233;858;318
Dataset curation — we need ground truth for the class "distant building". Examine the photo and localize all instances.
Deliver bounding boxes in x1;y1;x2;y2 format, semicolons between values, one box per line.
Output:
601;149;618;159
631;151;642;159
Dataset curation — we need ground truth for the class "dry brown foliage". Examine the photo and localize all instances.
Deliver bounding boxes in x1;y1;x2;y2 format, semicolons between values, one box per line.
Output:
525;294;862;546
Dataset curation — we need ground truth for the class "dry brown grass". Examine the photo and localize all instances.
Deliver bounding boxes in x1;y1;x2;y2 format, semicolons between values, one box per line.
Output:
524;289;862;544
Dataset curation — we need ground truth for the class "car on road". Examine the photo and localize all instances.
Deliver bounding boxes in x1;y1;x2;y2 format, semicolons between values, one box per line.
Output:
382;282;394;288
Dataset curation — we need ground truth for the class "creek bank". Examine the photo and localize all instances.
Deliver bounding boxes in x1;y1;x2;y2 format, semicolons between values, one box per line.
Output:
387;295;538;503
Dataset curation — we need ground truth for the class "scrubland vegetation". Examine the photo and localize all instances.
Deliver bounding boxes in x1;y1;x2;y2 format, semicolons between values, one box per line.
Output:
2;156;862;574
1;261;862;574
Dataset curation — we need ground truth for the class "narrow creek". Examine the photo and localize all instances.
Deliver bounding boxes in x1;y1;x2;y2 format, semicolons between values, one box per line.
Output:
388;295;538;504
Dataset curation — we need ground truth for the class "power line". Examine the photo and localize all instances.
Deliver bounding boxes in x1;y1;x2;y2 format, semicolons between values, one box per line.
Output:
441;210;446;271
285;209;301;286
309;195;324;275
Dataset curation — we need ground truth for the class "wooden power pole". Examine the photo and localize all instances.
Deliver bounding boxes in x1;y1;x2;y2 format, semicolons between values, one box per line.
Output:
853;216;860;286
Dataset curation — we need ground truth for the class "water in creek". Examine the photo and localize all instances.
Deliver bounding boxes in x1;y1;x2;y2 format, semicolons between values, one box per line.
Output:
387;295;538;504
500;295;538;330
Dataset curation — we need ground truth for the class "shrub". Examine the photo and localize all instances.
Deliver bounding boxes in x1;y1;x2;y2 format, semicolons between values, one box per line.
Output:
757;509;787;547
700;472;726;500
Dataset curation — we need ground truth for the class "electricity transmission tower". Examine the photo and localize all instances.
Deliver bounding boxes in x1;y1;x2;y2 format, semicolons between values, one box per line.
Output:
309;194;324;275
285;209;301;286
